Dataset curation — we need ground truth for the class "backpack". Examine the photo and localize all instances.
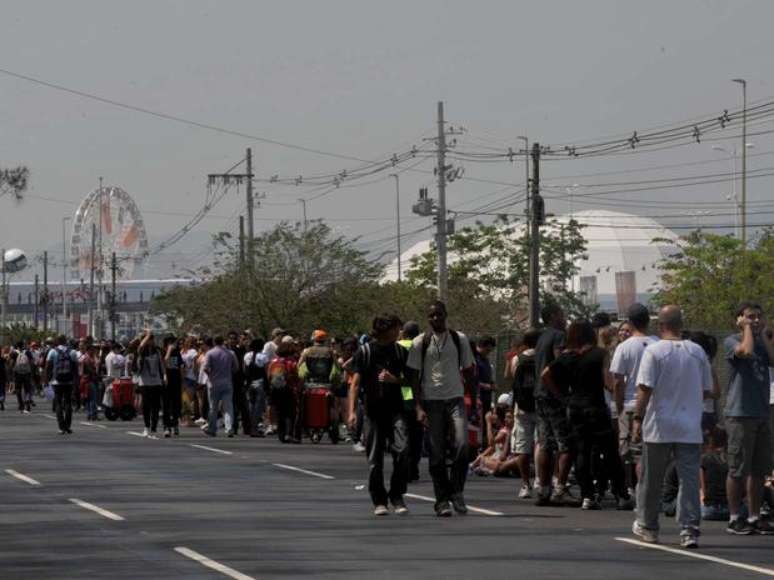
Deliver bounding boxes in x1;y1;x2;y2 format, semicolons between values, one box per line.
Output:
14;351;32;375
511;352;537;413
247;352;267;389
54;348;76;384
268;358;290;391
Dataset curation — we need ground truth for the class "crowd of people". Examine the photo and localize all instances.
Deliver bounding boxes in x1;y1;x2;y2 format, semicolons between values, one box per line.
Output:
1;299;773;549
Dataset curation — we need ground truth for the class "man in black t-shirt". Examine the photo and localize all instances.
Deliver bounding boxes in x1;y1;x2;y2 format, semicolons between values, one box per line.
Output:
534;303;576;507
348;313;410;516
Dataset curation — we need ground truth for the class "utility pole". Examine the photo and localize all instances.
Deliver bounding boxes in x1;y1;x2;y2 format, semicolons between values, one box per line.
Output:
436;101;449;303
390;174;402;282
732;79;748;245
246;148;254;258
239;215;246;268
528;143;542;328
1;248;6;346
62;216;71;334
111;252;117;341
34;274;39;328
42;251;49;333
299;198;308;233
89;223;96;337
97;178;104;340
208;150;255;257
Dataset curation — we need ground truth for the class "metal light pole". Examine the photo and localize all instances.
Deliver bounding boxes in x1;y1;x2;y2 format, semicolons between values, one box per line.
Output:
62;216;71;334
712;143;753;240
732;78;747;245
390;173;402;282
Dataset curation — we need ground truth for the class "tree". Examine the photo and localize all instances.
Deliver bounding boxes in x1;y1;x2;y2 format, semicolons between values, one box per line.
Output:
654;229;774;330
151;221;416;337
0;166;29;200
405;217;591;330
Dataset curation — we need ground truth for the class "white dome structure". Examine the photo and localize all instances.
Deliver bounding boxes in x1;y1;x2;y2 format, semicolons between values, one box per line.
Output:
383;210;680;311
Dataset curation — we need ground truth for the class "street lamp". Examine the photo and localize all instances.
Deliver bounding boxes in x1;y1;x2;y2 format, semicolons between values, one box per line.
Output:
389;174;402;282
565;183;581;219
62;216;71;333
732;78;747;245
711;143;753;239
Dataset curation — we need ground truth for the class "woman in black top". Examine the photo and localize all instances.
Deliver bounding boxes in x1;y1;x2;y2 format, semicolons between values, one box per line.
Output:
543;320;633;510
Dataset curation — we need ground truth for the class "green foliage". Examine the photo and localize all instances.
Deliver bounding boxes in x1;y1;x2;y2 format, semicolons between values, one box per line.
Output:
654;229;774;330
151;221;431;338
1;323;48;346
0;166;29;200
405;217;591;330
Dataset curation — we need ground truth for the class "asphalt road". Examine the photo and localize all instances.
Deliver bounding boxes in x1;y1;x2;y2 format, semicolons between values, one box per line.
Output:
2;402;773;580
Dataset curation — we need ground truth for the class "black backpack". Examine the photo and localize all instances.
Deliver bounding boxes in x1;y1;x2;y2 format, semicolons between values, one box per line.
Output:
54;348;76;384
511;352;536;413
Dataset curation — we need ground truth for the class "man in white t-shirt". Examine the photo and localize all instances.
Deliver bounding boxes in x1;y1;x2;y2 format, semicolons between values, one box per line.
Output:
630;305;712;549
610;303;658;489
408;301;475;517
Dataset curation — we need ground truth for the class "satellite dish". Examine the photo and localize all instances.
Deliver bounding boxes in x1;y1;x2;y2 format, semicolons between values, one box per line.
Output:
2;248;28;274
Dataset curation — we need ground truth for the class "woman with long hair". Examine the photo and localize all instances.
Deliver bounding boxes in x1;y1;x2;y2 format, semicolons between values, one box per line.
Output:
543;320;634;511
136;331;165;438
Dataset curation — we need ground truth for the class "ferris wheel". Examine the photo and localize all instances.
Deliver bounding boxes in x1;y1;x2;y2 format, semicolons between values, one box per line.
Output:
69;185;149;280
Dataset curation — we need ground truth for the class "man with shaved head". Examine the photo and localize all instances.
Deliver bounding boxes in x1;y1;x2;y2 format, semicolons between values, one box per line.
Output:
630;305;713;549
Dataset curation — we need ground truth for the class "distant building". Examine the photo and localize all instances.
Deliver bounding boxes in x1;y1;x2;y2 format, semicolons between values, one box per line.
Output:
382;210;680;313
3;278;194;339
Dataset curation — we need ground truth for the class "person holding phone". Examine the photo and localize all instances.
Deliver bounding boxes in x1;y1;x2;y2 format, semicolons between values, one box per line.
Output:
724;302;774;535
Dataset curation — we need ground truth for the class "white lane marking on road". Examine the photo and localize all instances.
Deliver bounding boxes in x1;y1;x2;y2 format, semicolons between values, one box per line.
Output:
126;431;146;437
42;414;57;420
79;421;107;430
190;444;233;456
615;537;774;576
404;492;504;516
272;463;335;480
68;498;125;521
174;547;256;580
5;469;41;486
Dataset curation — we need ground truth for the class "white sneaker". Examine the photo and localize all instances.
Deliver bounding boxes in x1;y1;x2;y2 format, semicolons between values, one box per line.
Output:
353;442;366;453
373;505;389;516
518;483;532;499
141;428;149;437
632;520;659;544
194;418;206;425
265;425;276;436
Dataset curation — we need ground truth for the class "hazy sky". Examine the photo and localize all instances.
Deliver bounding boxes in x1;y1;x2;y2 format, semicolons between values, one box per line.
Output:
1;0;773;280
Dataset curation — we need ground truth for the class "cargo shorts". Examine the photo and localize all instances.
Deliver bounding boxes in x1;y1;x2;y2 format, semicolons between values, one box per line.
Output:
726;417;773;478
535;397;572;454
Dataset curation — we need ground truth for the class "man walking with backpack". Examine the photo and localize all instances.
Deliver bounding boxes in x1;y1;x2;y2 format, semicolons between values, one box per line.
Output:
408;301;475;517
10;341;34;413
45;335;79;434
511;328;541;499
349;314;410;516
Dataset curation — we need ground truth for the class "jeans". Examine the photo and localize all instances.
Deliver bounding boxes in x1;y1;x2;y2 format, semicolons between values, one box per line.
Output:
14;373;33;411
248;383;267;435
54;384;73;431
141;385;162;431
274;387;300;442
570;406;628;499
85;382;99;419
364;410;409;506
424;397;468;505
636;442;701;534
163;376;182;429
207;383;234;435
233;385;250;435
